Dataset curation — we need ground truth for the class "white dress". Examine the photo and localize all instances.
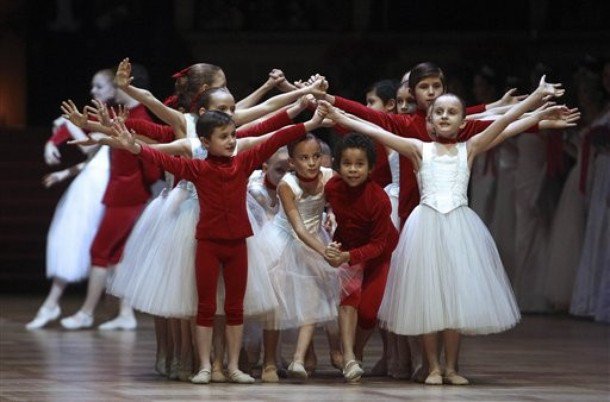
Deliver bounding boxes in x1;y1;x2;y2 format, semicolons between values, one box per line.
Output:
257;167;340;330
378;142;520;336
384;150;400;230
46;145;109;282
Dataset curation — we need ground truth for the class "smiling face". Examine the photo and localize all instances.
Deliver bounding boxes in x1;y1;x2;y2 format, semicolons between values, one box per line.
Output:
290;138;322;180
203;123;237;157
428;94;466;139
413;76;444;111
339;147;370;187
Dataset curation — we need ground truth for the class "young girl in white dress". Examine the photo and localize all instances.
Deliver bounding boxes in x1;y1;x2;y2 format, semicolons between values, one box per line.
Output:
321;75;568;385
253;134;340;380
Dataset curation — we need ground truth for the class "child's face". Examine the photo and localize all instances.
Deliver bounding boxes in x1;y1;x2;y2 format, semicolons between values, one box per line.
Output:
413;76;444;111
339;148;370;187
428;96;466;139
203;123;237;157
366;90;395;113
290;139;322;180
396;86;413;114
207;91;236;117
264;152;290;187
90;73;116;103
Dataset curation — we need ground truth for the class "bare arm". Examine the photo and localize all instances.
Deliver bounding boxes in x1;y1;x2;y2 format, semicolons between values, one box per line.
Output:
278;182;328;257
235;69;285;110
467;75;563;161
115;58;187;136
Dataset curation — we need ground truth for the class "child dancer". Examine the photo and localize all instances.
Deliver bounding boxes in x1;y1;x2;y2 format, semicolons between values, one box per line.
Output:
324;133;399;383
104;107;324;384
321;75;570;385
254;134;340;381
26;69;116;329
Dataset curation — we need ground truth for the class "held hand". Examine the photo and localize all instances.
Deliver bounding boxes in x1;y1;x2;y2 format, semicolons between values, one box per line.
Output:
86;99;112;126
44;141;61;165
42;170;69;188
110;120;140;153
497;88;528;107
68;132;114;147
115;57;134;88
60;100;88;128
539;106;581;129
307;79;328;100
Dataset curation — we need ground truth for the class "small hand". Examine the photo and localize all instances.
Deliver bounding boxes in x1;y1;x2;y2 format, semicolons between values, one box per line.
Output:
497;88;528;107
537;75;565;100
60;100;88;128
44;141;61;165
115;57;134;88
86;99;112;126
110;119;140;153
42;170;69;188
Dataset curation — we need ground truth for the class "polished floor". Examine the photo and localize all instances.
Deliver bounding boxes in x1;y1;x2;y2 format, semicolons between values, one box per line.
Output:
1;294;608;401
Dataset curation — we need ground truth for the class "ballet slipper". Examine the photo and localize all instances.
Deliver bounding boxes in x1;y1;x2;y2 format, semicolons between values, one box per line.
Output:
424;369;443;385
261;365;279;383
443;371;469;385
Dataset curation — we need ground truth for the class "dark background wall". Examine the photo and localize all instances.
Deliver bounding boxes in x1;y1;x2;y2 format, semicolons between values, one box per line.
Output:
0;0;608;292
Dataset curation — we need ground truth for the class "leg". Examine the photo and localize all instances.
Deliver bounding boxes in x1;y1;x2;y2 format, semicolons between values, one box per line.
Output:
60;266;107;329
154;317;169;376
287;324;315;379
422;332;442;385
442;329;468;385
261;328;280;382
220;239;254;384
339;305;364;382
178;318;194;381
371;328;389;376
26;277;66;329
98;295;137;330
168;318;182;380
324;321;343;370
211;315;227;382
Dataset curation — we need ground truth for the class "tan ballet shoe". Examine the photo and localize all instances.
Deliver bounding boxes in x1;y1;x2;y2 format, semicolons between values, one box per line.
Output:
443;371;469;385
261;365;279;383
424;370;443;385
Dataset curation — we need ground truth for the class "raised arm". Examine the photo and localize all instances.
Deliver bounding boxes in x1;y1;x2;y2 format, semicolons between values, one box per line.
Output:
235;69;286;110
467;75;564;160
233;79;325;125
320;100;423;168
115;58;187;137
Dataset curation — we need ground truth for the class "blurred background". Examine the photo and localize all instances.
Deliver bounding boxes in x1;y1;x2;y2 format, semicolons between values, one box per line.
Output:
0;1;608;319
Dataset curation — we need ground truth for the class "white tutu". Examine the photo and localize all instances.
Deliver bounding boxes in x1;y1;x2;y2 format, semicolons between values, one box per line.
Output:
259;221;340;330
378;204;521;336
216;193;279;317
109;183;199;318
46;146;109;282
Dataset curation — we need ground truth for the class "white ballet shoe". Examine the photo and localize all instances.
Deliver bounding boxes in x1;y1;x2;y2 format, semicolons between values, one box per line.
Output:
342;360;364;383
227;369;255;384
190;368;211;384
97;314;137;331
26;305;61;330
424;370;443;385
60;311;93;330
443;371;470;385
154;356;167;376
287;361;308;379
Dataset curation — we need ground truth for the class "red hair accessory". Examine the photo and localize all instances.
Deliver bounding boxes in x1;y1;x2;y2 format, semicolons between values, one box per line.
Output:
172;66;191;79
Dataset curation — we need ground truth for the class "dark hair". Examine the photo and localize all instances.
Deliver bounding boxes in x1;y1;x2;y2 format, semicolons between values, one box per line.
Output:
195;87;232;111
195;110;234;139
427;93;467;119
319;140;331;156
333;133;376;171
367;79;400;104
174;63;223;112
408;62;446;93
129;63;150;90
287;133;321;157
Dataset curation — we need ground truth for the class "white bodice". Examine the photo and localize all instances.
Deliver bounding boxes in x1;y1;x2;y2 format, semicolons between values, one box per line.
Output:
274;167;333;237
248;170;279;218
417;142;470;214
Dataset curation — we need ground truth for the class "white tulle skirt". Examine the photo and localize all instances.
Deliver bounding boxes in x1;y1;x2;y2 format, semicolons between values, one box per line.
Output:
108;184;199;318
46;146;109;282
255;222;340;330
378;204;521;336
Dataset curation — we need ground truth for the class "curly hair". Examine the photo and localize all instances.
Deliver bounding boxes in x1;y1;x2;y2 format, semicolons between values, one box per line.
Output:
333;133;376;171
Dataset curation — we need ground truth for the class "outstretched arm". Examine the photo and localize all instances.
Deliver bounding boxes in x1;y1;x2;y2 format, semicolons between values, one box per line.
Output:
467;75;564;160
235;69;287;110
115;58;187;137
319;100;423;169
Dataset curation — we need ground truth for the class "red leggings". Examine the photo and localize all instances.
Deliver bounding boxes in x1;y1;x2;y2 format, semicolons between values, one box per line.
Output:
90;204;145;267
195;238;248;327
340;254;390;330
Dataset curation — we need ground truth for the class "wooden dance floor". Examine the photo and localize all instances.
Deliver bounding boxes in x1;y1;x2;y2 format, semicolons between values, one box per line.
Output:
1;294;608;401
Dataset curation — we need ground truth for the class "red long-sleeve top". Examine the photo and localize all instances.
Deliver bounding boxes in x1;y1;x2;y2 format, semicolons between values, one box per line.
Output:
325;176;398;265
137;123;307;240
102;104;162;206
333;96;496;221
